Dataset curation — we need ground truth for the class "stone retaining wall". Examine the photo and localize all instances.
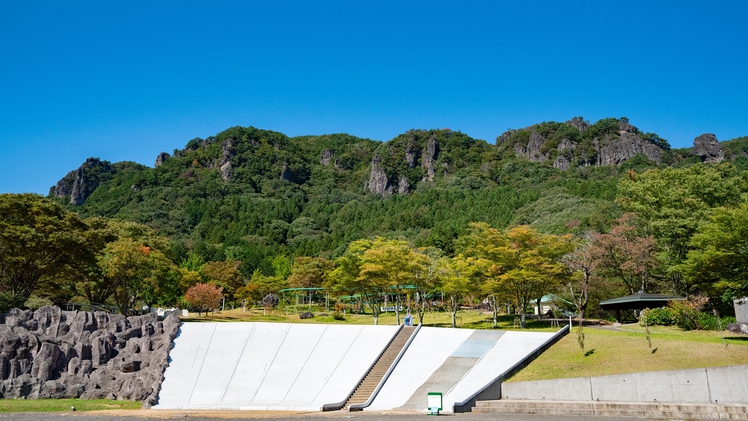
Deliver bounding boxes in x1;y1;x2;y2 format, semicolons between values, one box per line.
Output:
0;306;179;406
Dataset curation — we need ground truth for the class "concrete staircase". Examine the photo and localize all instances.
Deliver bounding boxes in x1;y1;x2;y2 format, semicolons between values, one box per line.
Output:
473;399;748;420
345;325;416;410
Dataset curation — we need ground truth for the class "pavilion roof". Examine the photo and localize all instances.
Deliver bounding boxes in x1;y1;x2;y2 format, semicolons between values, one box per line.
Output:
599;291;684;310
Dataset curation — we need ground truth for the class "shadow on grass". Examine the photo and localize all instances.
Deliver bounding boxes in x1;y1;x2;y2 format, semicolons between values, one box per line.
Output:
725;336;748;342
584;349;595;357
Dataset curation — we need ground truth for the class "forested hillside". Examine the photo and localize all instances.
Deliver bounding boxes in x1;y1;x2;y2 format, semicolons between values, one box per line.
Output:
1;116;746;321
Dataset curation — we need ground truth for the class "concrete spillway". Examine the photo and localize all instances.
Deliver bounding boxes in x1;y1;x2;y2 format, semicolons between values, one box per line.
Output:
154;322;561;412
367;328;558;412
154;323;400;410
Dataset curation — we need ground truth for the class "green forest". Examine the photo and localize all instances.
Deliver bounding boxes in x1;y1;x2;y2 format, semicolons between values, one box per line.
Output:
2;117;748;328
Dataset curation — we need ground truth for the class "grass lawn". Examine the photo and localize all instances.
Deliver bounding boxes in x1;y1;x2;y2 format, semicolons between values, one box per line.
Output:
0;398;142;412
507;324;748;382
182;307;558;331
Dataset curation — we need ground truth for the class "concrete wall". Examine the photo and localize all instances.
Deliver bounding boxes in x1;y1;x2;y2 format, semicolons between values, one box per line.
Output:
502;365;748;404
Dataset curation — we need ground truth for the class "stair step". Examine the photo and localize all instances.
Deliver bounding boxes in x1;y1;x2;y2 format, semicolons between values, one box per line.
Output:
342;326;417;409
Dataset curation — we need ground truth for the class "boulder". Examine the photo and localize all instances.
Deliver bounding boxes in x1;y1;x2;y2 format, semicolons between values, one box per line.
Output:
155;152;170;167
692;133;725;163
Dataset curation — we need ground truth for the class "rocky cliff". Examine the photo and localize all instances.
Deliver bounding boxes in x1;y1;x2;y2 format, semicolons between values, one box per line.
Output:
0;306;179;406
504;117;665;169
366;129;485;195
50;158;113;205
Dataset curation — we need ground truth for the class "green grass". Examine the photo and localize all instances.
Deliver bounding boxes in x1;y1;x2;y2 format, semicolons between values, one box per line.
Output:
507;324;748;382
0;398;142;412
182;308;560;330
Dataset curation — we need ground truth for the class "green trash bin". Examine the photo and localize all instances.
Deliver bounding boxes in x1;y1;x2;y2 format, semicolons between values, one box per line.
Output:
427;392;442;415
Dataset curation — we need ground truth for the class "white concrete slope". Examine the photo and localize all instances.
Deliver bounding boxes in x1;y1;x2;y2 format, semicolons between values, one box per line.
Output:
154;322;399;411
367;328;557;413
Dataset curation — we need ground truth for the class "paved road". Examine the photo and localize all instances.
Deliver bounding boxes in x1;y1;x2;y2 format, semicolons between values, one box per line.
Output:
0;411;686;421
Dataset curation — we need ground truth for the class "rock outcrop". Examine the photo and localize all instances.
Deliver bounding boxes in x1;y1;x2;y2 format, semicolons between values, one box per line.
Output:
367;153;391;195
692;133;724;163
219;140;234;181
279;161;294;182
0;306;179;407
510;118;663;168
51;158;112;206
514;130;549;163
421;135;439;182
154;152;170;168
597;131;662;166
319;150;334;166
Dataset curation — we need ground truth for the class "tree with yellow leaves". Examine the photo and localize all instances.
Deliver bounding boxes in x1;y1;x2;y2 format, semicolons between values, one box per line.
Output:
358;238;427;325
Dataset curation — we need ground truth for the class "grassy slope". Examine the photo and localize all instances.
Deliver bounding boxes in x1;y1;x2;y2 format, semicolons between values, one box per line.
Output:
0;399;141;412
508;324;748;382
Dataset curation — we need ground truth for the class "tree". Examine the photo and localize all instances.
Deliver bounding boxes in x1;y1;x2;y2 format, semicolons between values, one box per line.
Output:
327;239;373;318
202;261;244;300
617;163;748;293
287;256;334;307
455;222;507;328
681;201;748;301
590;213;658;294
357;238;427;325
98;238;180;315
563;239;601;352
184;283;223;316
0;194;88;306
458;223;572;328
411;247;443;324
77;218;177;309
439;255;478;328
236;269;287;304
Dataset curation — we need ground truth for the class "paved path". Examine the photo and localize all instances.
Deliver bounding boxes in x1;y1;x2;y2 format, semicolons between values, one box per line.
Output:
0;411;679;421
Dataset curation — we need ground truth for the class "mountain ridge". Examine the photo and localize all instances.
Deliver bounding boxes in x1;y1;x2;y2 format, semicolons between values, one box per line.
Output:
44;117;748;278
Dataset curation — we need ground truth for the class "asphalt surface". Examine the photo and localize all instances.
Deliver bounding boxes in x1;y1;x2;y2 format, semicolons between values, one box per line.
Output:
0;411;680;421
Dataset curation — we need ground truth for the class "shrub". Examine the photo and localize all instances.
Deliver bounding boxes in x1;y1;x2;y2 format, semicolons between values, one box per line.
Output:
23;295;53;310
332;311;345;321
697;312;736;331
639;307;676;327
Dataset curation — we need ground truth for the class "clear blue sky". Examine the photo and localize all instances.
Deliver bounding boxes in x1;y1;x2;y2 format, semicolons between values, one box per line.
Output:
2;1;747;194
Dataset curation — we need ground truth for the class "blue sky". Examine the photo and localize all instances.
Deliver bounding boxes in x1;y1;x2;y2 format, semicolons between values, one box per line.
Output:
1;1;747;194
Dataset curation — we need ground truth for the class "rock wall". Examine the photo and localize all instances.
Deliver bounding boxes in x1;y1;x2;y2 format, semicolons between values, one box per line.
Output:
50;157;112;206
0;306;179;407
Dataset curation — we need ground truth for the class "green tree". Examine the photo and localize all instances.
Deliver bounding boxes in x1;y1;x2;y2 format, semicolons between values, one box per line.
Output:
681;201;748;300
480;225;572;328
439;255;479;328
0;194;88;307
357;238;427;325
617;163;748;293
202;260;244;300
287;256;334;307
457;223;572;328
98;238;180;315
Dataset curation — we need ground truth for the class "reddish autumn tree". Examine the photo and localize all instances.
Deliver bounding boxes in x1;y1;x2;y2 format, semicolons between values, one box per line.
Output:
184;283;223;316
590;213;659;294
